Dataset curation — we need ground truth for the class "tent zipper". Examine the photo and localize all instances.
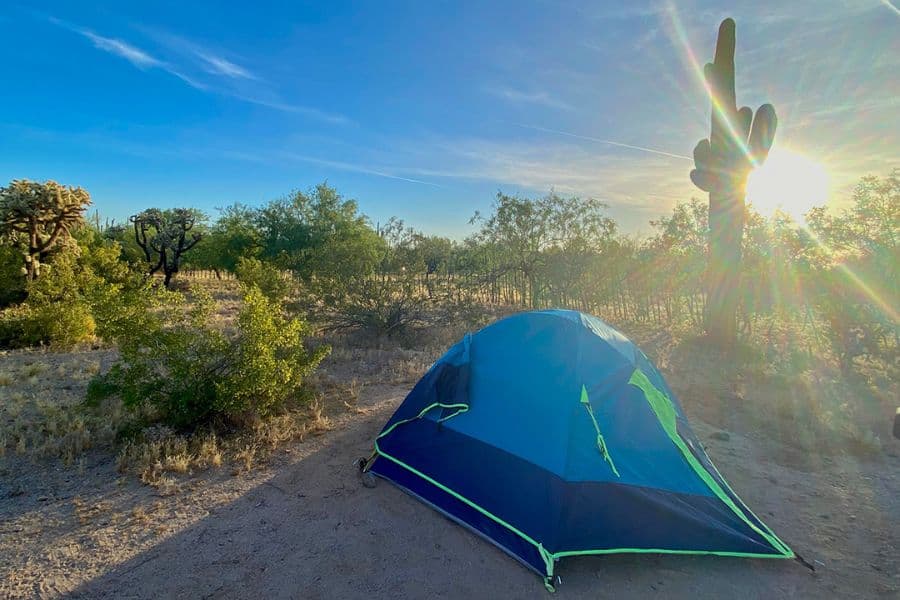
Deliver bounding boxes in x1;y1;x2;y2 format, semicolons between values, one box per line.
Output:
580;386;620;477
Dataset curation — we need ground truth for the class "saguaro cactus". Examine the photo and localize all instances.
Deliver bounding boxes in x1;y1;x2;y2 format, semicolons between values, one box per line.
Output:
690;18;777;348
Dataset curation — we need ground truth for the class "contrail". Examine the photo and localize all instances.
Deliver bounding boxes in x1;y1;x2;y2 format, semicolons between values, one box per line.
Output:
281;152;444;188
879;0;900;16
515;123;692;161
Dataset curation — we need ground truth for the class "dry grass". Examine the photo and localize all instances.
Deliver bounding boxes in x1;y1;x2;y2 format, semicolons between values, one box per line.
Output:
0;350;123;465
72;496;113;526
113;397;334;486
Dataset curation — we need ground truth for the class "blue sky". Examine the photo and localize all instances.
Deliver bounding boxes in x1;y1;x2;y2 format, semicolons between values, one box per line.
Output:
1;1;897;237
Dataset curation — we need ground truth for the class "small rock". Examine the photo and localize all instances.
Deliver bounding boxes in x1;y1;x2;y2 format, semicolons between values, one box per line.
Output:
820;513;830;520
710;431;730;442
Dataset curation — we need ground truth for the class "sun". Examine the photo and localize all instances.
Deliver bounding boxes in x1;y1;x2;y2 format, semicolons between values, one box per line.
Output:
746;147;829;222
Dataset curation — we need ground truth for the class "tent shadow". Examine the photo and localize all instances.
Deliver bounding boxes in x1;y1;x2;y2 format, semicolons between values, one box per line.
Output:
64;406;809;600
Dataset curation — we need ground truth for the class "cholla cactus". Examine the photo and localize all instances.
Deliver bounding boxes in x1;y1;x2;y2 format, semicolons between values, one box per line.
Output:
130;208;203;288
0;180;91;281
690;18;777;347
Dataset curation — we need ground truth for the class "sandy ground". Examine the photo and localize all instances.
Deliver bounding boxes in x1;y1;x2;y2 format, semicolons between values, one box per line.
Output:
2;376;898;599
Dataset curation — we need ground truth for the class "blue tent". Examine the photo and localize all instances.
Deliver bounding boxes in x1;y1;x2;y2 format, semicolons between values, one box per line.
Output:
364;310;794;590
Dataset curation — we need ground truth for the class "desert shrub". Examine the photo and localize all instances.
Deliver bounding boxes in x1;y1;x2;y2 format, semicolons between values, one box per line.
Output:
102;223;147;270
0;304;32;347
234;256;293;303
0;224;142;349
88;284;329;428
0;246;26;307
0;250;98;348
72;224;135;286
0;301;95;348
327;276;429;336
0;302;94;349
216;287;328;415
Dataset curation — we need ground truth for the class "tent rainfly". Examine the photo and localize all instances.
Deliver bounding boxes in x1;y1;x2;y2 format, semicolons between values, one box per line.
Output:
360;310;798;591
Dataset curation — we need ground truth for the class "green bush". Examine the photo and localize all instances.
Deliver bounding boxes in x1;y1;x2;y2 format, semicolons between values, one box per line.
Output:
72;225;135;286
0;247;99;348
0;225;140;349
0;300;95;348
0;304;32;347
234;256;293;303
88;284;329;428
0;246;26;307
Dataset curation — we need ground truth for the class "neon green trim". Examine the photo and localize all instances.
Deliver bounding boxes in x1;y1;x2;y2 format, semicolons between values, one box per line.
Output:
627;369;793;557
377;402;469;439
375;441;792;580
437;407;467;422
538;543;554;579
702;449;792;555
580;386;620;477
552;548;792;559
374;440;544;549
376;440;560;580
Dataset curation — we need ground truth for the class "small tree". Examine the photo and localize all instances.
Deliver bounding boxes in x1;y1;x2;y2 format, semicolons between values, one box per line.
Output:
470;192;615;308
186;203;262;277
0;179;91;281
131;208;203;288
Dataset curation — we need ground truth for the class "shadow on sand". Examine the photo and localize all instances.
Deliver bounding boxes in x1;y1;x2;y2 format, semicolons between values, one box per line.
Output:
66;400;818;600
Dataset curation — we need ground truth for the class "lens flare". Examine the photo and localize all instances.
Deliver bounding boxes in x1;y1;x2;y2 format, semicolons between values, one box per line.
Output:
746;148;829;221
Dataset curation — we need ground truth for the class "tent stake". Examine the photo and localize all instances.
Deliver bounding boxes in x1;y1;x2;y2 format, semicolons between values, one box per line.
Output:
794;553;816;572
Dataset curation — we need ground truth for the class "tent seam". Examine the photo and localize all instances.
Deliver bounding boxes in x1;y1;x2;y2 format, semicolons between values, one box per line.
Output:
627;368;794;557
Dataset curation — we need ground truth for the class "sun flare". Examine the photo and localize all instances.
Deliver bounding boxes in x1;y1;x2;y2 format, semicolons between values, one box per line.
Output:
746;148;829;222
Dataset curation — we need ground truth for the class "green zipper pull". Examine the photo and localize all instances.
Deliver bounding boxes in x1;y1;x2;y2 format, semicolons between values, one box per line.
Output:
580;385;620;477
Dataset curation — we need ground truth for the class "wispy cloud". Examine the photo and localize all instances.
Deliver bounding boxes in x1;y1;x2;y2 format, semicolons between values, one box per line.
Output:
195;52;256;80
577;3;665;21
79;30;161;69
48;17;207;89
376;135;696;217
47;16;349;124
486;86;574;111
139;28;260;81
